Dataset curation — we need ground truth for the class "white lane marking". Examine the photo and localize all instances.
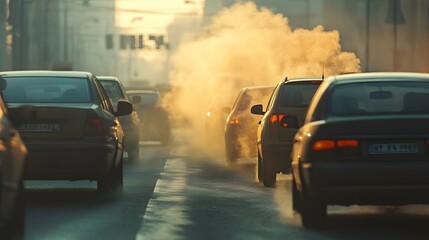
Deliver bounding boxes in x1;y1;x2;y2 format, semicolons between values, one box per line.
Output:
136;158;190;240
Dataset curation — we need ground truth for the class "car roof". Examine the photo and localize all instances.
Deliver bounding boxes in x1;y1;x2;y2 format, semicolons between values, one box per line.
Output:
0;70;93;78
241;85;275;92
284;77;323;84
327;72;429;85
97;76;119;81
126;89;159;94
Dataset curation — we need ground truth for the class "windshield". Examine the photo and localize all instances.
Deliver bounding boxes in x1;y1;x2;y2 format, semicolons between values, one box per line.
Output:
328;81;429;116
281;82;321;107
99;80;125;104
3;77;91;103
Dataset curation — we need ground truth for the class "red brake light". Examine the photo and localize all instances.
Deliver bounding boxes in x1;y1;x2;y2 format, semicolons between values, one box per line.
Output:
85;111;104;137
269;114;287;132
229;117;240;125
313;139;359;151
313;140;335;151
87;118;104;136
337;139;358;148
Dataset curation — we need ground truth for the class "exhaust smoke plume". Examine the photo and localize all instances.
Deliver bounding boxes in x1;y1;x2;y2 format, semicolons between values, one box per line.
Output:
166;2;361;158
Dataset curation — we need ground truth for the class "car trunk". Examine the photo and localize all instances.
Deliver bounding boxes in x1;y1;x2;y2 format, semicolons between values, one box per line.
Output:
316;116;429;161
9;103;92;140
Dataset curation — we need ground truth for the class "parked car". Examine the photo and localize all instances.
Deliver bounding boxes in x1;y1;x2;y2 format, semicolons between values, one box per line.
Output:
251;77;322;187
1;71;132;195
224;86;275;163
289;72;429;228
127;89;171;145
98;76;141;161
0;76;34;238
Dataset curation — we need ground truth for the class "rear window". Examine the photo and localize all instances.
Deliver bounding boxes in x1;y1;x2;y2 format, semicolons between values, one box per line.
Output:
100;80;125;103
3;77;91;103
280;82;321;107
328;81;429;116
233;87;274;112
128;92;159;106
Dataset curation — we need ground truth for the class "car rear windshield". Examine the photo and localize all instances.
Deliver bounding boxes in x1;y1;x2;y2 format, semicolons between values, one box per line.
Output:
2;76;91;103
100;80;125;103
280;82;320;107
328;81;429;116
128;92;159;106
233;87;274;112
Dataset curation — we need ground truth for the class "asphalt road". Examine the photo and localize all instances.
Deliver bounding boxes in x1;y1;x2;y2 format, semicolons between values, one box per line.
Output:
20;132;429;240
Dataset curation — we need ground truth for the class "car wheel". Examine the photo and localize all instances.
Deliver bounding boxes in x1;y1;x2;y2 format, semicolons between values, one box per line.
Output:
97;150;124;197
300;191;327;228
262;160;276;187
128;147;139;161
257;151;263;183
1;182;25;238
292;174;301;212
225;147;238;164
159;119;171;145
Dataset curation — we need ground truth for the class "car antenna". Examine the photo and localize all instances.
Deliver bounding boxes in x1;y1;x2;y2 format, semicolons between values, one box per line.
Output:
321;62;325;80
284;76;288;82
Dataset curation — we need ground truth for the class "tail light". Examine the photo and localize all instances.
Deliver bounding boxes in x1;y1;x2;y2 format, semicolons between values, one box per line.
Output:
268;113;287;132
84;111;104;137
312;139;359;157
228;116;240;125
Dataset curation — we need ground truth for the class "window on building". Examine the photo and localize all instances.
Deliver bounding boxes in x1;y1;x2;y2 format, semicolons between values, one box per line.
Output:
138;35;144;49
129;35;136;49
105;34;113;49
120;35;128;49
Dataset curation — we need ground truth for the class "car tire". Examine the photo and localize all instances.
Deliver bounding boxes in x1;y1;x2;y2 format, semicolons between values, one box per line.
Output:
128;147;139;161
159;119;171;146
292;174;301;212
97;150;124;197
225;137;239;164
300;191;327;228
1;182;25;239
257;151;263;183
225;148;238;164
262;160;276;187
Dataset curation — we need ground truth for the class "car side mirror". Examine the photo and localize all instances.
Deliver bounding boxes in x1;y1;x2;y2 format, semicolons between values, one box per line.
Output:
131;95;141;104
280;115;299;128
115;100;133;116
250;104;264;115
8;105;36;125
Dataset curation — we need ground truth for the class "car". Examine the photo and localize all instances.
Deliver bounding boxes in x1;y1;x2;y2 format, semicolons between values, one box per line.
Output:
289;72;429;228
98;76;141;161
0;76;34;238
225;85;275;163
126;89;171;145
1;71;133;195
205;94;235;142
251;77;322;187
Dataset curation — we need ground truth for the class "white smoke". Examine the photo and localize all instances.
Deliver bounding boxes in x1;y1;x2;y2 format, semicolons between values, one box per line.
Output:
166;2;361;158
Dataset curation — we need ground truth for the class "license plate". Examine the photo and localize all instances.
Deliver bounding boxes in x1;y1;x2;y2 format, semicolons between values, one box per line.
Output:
368;143;418;154
18;123;60;132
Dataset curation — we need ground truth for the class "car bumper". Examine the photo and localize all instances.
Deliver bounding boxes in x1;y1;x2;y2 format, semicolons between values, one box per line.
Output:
23;140;117;180
298;161;429;205
261;143;292;172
